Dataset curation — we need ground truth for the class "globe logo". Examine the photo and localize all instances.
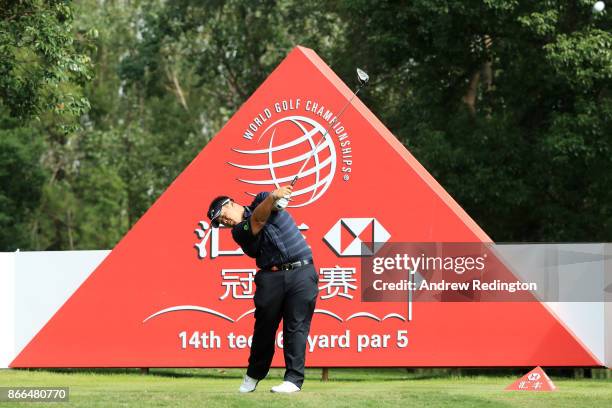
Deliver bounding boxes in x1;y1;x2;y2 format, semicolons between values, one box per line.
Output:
228;115;337;207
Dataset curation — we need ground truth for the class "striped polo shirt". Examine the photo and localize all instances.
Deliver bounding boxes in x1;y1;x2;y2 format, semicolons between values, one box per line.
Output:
232;192;312;270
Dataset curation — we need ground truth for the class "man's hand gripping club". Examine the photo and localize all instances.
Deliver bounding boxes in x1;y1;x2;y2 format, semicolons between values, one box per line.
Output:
250;185;293;235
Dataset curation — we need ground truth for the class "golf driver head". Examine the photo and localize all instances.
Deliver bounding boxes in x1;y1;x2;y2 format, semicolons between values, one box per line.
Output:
357;68;369;85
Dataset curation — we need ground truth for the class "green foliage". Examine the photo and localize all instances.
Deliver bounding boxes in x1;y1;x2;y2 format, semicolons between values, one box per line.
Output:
1;0;611;250
74;163;127;248
31;129;129;250
0;0;92;123
546;29;612;89
0;120;45;250
332;0;612;240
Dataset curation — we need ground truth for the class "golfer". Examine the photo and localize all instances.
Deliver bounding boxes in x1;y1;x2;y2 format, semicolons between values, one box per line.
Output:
207;185;318;393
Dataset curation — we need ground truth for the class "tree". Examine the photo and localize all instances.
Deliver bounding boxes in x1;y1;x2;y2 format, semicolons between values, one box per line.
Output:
333;0;612;241
5;0;609;249
0;114;45;250
113;0;344;224
0;0;93;250
0;0;91;123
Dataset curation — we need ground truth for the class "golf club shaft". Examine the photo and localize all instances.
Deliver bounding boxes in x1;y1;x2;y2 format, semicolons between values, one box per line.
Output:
290;84;365;186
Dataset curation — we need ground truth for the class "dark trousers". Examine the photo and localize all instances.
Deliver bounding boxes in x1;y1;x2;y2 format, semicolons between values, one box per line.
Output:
246;263;318;388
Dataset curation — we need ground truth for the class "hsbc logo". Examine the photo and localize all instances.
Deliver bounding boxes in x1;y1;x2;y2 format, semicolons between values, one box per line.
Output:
323;218;390;256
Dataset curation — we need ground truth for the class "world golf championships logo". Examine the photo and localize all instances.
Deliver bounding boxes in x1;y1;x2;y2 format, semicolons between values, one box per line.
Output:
229;115;337;207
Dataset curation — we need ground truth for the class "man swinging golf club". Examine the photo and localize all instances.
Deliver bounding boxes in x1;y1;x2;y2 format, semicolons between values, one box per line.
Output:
208;68;369;393
207;186;317;394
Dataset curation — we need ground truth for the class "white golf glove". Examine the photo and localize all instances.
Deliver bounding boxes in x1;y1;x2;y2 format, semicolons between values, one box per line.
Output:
274;196;289;211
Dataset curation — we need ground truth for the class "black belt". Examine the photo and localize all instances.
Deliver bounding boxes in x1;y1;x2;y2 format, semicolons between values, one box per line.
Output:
269;259;312;271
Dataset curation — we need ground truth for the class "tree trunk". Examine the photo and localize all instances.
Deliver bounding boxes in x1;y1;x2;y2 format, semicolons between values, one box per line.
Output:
462;70;480;115
66;208;74;250
462;35;494;116
165;64;189;112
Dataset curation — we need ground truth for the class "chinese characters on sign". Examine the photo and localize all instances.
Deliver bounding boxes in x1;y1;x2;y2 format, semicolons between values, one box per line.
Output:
195;221;358;302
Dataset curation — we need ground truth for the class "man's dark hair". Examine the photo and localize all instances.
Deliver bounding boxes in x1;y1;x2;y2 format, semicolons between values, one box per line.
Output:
207;195;232;227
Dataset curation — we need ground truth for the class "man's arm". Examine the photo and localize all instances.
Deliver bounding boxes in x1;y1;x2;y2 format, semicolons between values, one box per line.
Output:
250;185;292;235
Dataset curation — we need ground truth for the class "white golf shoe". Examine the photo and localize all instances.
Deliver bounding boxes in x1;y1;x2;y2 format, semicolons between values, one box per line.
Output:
270;381;300;393
239;374;259;393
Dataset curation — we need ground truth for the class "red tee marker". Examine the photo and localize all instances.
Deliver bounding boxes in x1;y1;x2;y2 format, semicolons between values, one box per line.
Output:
505;366;556;391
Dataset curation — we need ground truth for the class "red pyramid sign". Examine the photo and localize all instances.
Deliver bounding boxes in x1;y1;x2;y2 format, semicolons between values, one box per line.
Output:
505;367;556;391
10;46;599;367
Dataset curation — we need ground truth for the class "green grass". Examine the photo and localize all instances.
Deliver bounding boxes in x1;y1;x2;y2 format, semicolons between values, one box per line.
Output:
0;368;611;407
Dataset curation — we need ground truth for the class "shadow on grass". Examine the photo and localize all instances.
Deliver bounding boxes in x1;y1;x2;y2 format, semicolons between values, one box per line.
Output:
18;367;604;382
19;368;243;380
23;367;421;381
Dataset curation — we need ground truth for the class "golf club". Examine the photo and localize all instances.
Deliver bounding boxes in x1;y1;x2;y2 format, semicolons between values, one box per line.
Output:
274;68;370;210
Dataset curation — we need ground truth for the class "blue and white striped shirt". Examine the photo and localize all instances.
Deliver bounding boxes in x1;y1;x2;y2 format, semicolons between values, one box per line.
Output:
232;192;312;270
